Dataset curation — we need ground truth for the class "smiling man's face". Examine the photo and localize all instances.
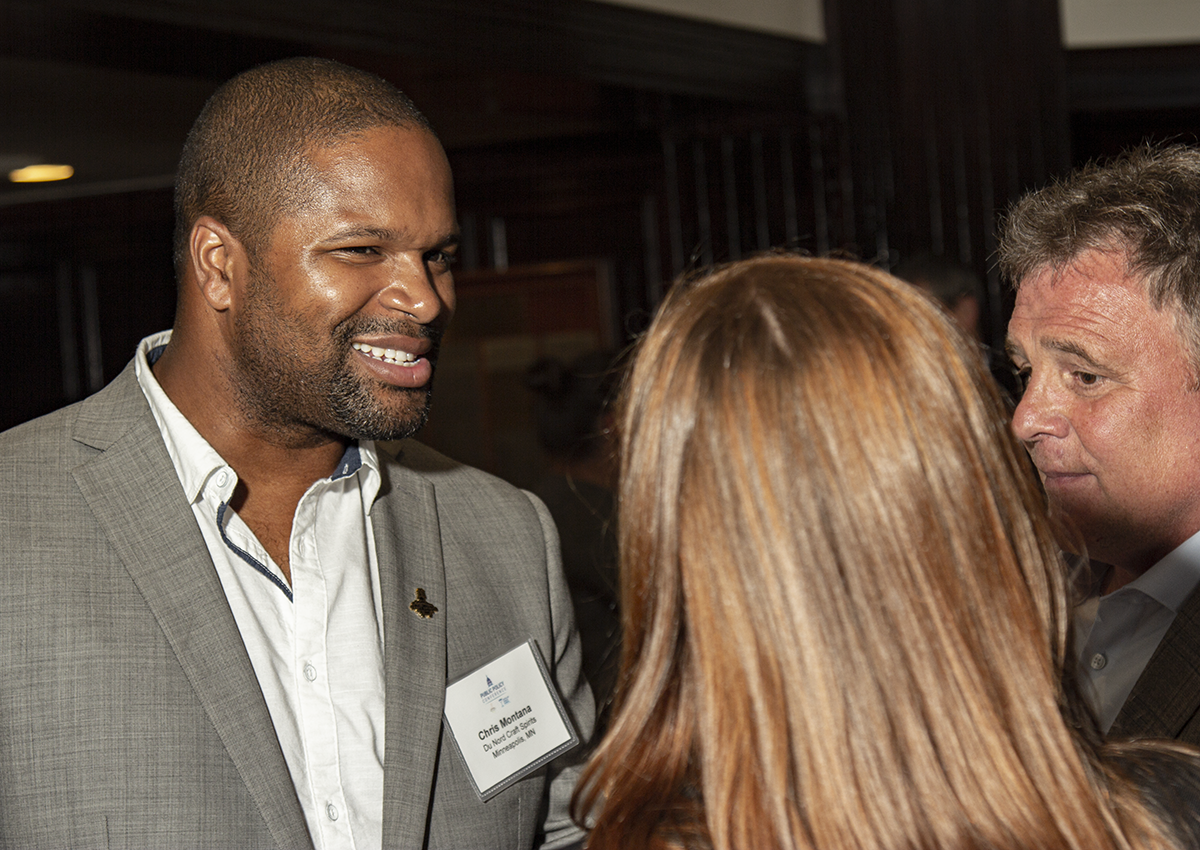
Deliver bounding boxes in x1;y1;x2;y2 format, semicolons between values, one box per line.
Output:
226;125;459;445
1006;248;1200;574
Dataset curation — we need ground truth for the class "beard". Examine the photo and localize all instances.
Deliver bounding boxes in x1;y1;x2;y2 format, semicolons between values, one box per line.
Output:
229;271;443;445
322;320;440;441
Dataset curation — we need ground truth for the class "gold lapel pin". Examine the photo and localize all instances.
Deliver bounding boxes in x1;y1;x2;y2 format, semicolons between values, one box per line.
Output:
410;588;438;619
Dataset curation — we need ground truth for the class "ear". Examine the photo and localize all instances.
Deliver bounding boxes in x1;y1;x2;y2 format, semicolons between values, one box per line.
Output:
188;215;246;312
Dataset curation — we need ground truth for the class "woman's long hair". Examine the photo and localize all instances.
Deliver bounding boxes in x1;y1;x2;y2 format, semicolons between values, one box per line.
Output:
573;256;1187;850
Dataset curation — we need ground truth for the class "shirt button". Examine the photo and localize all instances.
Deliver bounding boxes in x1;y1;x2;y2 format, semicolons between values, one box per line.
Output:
1090;653;1107;670
215;470;229;488
326;803;339;821
303;663;317;681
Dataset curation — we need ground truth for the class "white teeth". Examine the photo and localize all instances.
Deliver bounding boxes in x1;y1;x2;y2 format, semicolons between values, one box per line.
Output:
353;342;418;365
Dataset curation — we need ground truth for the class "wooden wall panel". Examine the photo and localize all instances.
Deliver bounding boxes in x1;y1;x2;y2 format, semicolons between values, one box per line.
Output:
822;0;1069;347
0;190;176;431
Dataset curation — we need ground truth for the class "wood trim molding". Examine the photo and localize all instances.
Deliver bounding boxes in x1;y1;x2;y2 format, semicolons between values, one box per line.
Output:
39;0;824;101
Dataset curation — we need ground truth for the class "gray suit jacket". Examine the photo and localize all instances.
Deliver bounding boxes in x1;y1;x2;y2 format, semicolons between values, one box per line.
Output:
1110;585;1200;745
0;360;593;849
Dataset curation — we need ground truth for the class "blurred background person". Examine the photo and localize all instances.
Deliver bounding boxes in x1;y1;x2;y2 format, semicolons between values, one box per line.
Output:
894;252;1022;403
574;255;1200;850
893;252;984;340
527;351;622;734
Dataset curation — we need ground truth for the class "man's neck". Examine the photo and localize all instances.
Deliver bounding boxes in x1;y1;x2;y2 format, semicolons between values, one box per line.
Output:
153;330;349;481
1098;545;1172;595
152;333;351;581
1102;563;1142;595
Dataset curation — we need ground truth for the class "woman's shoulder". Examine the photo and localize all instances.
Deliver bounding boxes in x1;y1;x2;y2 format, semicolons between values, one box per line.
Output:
1105;739;1200;847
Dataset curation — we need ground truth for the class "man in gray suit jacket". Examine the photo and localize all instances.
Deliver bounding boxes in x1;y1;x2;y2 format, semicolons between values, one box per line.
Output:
0;58;592;849
1000;143;1200;745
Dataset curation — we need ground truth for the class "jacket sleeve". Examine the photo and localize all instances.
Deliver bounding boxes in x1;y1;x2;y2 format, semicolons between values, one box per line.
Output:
523;490;595;850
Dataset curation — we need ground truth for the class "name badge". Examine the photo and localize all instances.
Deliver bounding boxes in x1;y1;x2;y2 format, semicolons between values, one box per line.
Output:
443;639;580;801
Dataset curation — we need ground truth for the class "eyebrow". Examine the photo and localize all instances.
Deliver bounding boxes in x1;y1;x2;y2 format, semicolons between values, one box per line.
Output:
320;226;397;244
319;226;462;248
1048;338;1107;370
1004;335;1108;374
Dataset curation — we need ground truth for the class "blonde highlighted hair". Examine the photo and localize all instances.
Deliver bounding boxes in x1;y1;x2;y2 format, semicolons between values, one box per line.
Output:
574;255;1191;850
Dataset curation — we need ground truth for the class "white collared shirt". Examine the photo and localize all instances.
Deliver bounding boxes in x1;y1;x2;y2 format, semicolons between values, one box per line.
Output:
134;330;386;850
1074;530;1200;733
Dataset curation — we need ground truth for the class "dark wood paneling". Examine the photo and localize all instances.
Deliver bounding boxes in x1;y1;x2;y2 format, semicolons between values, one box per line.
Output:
1069;45;1200;112
0;190;176;430
39;0;823;101
0;1;306;80
1068;45;1200;164
1072;108;1200;165
822;0;1069;348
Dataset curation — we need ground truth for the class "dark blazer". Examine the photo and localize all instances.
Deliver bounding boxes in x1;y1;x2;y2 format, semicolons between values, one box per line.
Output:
1111;585;1200;745
0;360;592;849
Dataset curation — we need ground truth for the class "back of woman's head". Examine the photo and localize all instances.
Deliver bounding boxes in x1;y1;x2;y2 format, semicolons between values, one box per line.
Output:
575;255;1183;850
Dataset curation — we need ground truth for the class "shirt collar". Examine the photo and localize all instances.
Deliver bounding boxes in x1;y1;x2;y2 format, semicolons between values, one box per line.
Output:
135;331;226;504
347;440;381;506
1121;528;1200;614
133;330;381;505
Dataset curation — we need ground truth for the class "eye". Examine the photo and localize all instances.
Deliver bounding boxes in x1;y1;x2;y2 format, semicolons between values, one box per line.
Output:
339;246;380;256
1011;363;1031;392
425;249;458;270
1074;371;1100;386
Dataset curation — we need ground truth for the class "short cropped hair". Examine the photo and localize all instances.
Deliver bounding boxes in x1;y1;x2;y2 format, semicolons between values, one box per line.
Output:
997;144;1200;363
173;56;431;276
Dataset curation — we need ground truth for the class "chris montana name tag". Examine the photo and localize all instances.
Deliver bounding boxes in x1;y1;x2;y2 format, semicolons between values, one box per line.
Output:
443;639;579;801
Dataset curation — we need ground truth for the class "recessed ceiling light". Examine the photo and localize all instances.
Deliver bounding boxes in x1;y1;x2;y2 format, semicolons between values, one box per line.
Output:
9;164;74;183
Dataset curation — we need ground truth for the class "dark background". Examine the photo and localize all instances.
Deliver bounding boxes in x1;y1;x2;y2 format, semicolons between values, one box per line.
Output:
2;0;1198;464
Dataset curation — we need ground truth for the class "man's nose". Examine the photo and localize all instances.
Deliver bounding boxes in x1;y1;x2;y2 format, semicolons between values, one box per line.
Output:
377;254;451;324
1011;375;1069;443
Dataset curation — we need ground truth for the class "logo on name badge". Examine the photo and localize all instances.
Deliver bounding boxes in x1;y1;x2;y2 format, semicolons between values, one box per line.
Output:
480;675;512;710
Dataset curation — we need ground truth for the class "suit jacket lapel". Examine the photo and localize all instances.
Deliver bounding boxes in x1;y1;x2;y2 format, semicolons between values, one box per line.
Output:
70;364;312;850
373;445;449;848
1111;585;1200;740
